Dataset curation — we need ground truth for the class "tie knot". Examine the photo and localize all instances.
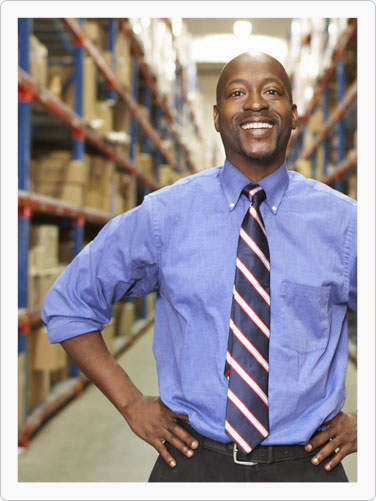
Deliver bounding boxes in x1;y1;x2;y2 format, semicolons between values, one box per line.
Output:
242;184;266;205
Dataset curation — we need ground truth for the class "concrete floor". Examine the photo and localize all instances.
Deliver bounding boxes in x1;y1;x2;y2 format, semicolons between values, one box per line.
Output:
18;326;357;482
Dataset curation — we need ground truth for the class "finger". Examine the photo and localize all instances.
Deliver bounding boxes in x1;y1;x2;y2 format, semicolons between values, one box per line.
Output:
174;413;189;421
170;421;199;450
323;445;349;471
164;429;196;458
304;429;333;452
153;439;177;468
311;438;339;466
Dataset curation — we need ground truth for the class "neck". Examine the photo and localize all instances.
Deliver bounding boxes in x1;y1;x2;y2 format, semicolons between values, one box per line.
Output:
227;155;285;182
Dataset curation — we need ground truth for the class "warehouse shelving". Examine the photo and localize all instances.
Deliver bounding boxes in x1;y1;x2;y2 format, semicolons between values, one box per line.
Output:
287;18;357;193
286;18;357;364
18;17;204;446
18;68;159;188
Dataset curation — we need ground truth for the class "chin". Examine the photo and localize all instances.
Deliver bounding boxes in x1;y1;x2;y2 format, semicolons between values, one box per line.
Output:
243;148;276;162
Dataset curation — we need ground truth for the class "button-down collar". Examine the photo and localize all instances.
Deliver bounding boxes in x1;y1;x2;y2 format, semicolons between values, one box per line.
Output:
220;159;289;214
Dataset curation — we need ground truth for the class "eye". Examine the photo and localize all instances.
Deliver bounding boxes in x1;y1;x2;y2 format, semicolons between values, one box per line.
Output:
265;89;281;96
228;89;245;98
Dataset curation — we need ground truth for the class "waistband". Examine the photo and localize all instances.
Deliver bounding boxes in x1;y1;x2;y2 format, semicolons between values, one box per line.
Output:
178;421;318;465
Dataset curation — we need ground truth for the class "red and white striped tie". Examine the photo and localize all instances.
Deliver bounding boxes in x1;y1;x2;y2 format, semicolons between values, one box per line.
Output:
225;183;270;454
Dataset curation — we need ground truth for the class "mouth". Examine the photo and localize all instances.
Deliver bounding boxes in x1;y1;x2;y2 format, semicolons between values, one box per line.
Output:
240;121;274;130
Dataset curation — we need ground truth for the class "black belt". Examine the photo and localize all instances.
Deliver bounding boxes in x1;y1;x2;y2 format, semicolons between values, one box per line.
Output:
178;421;318;466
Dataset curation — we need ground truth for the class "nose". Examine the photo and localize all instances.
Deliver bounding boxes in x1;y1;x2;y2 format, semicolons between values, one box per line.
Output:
243;90;268;112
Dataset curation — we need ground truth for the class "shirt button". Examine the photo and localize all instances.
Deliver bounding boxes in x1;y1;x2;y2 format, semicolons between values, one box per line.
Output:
272;206;277;213
230;203;235;208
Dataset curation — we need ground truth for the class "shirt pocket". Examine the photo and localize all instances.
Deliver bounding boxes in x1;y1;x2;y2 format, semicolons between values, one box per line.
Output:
280;280;331;353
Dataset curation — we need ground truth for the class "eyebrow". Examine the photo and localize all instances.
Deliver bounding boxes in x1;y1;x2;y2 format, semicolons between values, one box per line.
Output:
226;77;284;88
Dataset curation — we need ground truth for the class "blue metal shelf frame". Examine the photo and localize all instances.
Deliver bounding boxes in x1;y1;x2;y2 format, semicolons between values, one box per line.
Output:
322;87;330;176
154;105;163;184
289;19;356;195
335;56;346;192
18;18;32;429
142;83;152;155
70;21;87;377
18;18;32;328
107;19;118;102
18;19;32;193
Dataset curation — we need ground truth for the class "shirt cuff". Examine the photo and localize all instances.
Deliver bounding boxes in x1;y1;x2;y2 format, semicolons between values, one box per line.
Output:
44;317;105;344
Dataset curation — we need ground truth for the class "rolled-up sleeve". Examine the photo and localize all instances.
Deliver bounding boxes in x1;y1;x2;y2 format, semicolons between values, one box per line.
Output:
42;195;159;343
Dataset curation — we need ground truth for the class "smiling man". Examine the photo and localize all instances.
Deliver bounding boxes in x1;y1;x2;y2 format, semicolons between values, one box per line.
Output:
214;51;298;179
42;52;357;482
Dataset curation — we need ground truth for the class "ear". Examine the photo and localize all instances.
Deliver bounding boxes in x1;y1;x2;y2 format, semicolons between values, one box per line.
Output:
213;104;220;132
291;104;298;130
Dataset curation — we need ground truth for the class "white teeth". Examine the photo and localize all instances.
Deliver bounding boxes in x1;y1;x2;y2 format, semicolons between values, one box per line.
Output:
241;122;273;130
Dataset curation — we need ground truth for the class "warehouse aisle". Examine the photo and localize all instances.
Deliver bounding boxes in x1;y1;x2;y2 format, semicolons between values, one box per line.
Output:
18;326;159;482
18;326;358;482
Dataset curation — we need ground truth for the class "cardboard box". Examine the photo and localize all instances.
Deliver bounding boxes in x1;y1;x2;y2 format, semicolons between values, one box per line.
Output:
29;224;59;271
31;157;89;184
90;155;114;181
34;182;84;206
136;152;153;176
48;56;97;123
296;158;312;179
94;100;114;136
31;325;67;372
30;225;59;247
30;35;48;87
347;174;357;200
102;319;115;354
160;164;174;186
85;20;101;45
115;302;135;338
83;189;110;213
146;292;156;316
113;100;131;133
58;241;73;264
18;353;26;431
27;369;51;411
29;245;58;271
28;266;65;308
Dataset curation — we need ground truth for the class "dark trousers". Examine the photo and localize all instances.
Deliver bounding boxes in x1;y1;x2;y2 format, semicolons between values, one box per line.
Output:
149;426;349;482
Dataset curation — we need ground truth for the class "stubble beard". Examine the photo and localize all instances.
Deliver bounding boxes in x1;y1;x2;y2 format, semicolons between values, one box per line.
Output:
237;125;280;163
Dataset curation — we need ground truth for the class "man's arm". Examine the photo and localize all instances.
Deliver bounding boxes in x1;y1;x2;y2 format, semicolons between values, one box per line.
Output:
61;331;198;467
304;411;357;471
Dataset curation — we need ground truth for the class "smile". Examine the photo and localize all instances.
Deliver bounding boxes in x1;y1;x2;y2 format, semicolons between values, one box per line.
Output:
241;122;274;130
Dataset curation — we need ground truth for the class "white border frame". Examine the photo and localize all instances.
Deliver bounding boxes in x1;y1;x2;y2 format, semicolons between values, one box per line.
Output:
1;1;375;500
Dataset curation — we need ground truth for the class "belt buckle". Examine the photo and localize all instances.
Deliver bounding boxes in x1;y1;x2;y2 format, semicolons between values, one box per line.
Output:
233;443;258;466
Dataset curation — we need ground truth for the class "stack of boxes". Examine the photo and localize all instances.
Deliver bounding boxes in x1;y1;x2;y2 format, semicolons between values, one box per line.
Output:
84;155;114;213
28;225;65;309
26;224;68;412
29;35;48;86
47;56;98;124
31;152;89;206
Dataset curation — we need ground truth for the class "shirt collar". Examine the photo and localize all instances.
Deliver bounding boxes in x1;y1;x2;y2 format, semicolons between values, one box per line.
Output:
220;159;289;214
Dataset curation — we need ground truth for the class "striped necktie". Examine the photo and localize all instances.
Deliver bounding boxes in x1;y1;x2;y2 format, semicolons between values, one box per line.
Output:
225;183;270;454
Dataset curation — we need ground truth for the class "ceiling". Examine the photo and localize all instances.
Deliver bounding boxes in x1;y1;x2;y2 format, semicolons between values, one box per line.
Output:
182;18;292;69
183;18;292;40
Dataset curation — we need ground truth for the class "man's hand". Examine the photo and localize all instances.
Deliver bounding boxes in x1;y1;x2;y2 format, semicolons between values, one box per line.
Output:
124;395;199;468
304;411;357;471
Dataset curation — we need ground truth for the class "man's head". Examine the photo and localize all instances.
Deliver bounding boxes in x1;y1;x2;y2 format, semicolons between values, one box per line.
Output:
213;51;298;180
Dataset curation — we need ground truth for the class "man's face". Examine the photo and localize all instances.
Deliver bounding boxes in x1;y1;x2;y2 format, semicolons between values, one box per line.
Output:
213;55;298;172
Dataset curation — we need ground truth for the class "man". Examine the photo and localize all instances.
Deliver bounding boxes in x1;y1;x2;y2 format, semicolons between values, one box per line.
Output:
42;52;357;482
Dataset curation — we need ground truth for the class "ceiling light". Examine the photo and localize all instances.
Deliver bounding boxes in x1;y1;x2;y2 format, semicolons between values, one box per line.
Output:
233;20;252;38
172;18;182;37
141;18;150;29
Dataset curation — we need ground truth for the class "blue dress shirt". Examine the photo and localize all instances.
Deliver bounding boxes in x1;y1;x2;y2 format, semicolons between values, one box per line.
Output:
42;160;357;446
